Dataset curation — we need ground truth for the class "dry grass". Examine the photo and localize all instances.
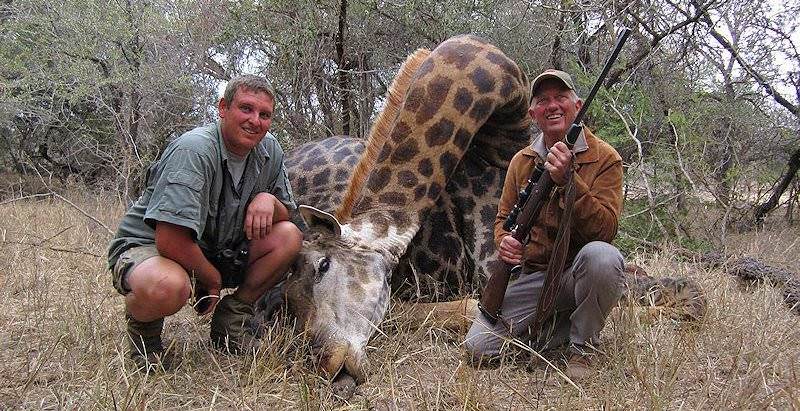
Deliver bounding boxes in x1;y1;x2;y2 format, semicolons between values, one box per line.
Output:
1;190;799;409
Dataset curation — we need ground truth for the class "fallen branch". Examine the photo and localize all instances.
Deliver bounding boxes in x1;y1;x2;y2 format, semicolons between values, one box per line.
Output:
50;192;113;235
1;239;102;258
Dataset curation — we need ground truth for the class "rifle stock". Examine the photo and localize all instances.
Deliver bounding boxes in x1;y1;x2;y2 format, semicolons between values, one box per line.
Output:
477;28;632;326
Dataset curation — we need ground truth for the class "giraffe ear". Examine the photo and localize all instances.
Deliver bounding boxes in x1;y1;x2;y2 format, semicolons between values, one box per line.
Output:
298;205;342;238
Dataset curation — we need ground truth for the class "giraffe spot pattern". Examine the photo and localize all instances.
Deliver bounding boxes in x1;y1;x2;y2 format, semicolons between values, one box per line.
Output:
391;122;412;143
397;170;418;188
391;139;420;164
405;86;424;113
470;66;495;93
453;87;473;114
427;182;442;200
454;128;472;151
469;97;494;122
414;184;427;201
499;75;515;99
321;137;339;149
367;167;392;192
439;151;459;177
485;50;521;80
333;147;353;163
425;118;454;147
416;75;453;124
302;155;325;171
312;169;331;186
379;191;408;206
378;143;393;163
438;41;481;70
418;158;433;177
335;169;349;181
416;58;435;80
388;209;411;227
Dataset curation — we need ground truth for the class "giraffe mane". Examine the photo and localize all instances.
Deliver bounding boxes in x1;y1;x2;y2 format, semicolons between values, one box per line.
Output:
334;48;431;222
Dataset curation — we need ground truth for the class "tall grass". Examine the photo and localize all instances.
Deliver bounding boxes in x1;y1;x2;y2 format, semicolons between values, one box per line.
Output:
1;190;798;409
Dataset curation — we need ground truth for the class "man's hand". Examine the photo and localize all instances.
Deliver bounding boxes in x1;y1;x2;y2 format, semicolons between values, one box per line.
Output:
544;141;573;186
499;235;524;265
194;284;221;315
246;192;277;241
155;222;222;316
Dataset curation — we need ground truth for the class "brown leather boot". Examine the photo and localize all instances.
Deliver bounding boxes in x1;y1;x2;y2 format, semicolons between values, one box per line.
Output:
210;295;259;355
564;352;593;381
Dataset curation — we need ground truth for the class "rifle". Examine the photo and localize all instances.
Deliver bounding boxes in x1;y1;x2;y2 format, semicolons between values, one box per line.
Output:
478;28;631;326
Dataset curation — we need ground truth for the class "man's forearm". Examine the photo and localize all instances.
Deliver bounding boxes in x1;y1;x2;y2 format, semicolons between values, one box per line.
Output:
155;223;222;290
163;243;222;290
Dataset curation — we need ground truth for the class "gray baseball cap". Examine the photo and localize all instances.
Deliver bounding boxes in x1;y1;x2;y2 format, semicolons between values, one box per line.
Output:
530;69;576;96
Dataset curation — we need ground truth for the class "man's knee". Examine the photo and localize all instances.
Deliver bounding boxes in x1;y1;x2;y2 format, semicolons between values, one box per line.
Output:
128;257;191;313
573;241;625;299
273;221;302;254
575;241;623;271
250;221;302;259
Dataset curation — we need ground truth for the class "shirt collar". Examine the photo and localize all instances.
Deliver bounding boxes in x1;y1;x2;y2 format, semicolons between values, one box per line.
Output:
530;126;589;161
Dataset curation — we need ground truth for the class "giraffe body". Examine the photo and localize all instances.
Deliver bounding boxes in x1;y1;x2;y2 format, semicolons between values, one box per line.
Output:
283;35;531;382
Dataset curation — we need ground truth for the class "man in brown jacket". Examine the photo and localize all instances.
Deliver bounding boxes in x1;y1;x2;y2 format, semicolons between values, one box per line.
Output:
464;69;625;380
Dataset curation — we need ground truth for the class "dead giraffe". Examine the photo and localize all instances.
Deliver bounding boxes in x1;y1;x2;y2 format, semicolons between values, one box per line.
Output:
283;35;532;383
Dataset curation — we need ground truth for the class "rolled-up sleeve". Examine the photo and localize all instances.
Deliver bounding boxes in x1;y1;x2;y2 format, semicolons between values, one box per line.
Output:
144;148;212;239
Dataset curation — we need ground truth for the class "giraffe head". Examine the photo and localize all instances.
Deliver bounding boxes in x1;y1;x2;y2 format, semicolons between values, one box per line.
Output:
284;35;530;382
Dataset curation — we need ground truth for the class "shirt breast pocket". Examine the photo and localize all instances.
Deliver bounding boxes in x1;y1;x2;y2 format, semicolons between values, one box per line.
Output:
161;171;204;220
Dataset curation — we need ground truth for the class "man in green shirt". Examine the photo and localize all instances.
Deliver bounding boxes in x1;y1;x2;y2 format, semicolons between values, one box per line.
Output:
108;75;302;369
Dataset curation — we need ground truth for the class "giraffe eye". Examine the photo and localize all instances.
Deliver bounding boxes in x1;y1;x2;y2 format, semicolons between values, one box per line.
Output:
317;257;330;274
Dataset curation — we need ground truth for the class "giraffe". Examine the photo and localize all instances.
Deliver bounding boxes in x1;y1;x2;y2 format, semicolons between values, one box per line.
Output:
282;35;532;382
279;35;707;384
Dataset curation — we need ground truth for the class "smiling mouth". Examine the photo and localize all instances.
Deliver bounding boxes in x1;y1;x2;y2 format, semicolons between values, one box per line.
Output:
546;113;564;120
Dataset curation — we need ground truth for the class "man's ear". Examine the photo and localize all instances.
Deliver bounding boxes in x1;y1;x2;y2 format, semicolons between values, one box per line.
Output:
527;105;535;119
574;98;583;113
218;97;228;119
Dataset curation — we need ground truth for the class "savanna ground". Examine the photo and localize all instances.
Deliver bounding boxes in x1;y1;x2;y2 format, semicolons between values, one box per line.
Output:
1;184;799;410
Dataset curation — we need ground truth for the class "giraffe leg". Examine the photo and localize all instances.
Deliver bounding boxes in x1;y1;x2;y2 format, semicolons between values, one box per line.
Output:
395;297;479;332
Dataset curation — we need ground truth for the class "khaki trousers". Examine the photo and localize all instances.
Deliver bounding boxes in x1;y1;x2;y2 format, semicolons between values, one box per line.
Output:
464;241;625;359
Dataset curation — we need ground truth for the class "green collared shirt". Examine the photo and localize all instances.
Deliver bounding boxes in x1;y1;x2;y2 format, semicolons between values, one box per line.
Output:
107;123;296;268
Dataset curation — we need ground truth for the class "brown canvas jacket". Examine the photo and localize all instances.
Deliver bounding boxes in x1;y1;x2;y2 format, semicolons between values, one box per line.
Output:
494;126;623;271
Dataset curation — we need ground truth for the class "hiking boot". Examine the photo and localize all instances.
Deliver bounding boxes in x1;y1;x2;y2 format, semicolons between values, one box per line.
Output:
210;294;259;355
126;313;170;372
564;352;593;381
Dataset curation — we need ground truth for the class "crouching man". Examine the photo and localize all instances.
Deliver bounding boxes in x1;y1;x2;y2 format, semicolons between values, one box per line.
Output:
107;75;302;369
464;69;625;380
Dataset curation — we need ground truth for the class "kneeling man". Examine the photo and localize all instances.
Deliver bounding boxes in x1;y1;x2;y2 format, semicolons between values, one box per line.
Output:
108;75;302;368
465;69;625;380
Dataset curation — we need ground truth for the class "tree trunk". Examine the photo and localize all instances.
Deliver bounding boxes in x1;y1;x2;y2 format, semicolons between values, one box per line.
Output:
753;147;800;226
336;0;350;136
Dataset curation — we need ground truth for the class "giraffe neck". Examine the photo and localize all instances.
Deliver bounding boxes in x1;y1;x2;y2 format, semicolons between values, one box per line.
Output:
346;35;530;256
335;48;431;223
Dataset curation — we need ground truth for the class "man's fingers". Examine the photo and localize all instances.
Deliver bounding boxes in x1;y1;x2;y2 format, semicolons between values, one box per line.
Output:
260;215;268;238
245;214;254;240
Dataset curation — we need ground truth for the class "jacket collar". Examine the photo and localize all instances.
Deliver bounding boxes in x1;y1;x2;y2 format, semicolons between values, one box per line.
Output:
523;126;599;165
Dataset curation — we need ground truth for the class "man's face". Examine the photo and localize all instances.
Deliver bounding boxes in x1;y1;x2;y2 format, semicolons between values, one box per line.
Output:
219;87;274;156
528;79;583;144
